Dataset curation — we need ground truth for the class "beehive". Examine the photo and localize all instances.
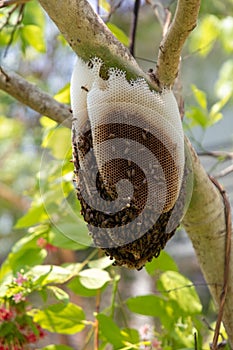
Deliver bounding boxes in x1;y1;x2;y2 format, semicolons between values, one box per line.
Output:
71;57;185;269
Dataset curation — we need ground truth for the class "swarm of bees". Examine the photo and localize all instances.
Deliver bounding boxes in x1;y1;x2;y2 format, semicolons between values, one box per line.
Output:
71;57;186;270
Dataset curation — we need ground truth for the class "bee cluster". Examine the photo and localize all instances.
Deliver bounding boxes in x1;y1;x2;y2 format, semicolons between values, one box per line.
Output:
72;120;181;270
70;57;186;269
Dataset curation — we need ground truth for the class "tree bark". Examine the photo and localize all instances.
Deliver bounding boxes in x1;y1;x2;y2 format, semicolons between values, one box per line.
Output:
0;67;72;127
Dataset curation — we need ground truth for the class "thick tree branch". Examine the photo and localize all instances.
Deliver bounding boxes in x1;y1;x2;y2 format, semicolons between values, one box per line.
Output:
0;67;72;127
182;139;233;347
155;0;201;87
38;0;146;82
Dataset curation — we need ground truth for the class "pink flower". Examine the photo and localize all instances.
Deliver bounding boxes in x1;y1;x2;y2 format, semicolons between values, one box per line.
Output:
139;324;153;340
151;338;162;350
14;272;27;286
12;292;25;304
37;237;47;248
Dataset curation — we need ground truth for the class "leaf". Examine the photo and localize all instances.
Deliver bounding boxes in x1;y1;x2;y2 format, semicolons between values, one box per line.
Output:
29;265;75;285
189;15;220;56
97;314;124;348
186;106;209;129
145;251;178;276
215;59;233;98
23;0;45;27
126;295;166;317
47;286;69;303
68;277;100;297
88;256;113;269
157;271;202;315
21;24;46;52
107;23;129;46
32;303;85;334
121;328;140;345
42;127;72;160
99;0;111;12
48;226;88;251
54;84;70;104
79;268;111;289
55;221;92;247
15;204;48;228
209;93;231;126
191;85;207;110
220;17;233;52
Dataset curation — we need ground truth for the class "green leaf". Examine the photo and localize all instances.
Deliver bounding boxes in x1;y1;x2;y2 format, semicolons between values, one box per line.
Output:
2;248;46;278
15;204;48;228
32;303;85;334
186;106;209;129
215;59;233;98
126;295;166;317
23;0;45;27
48;226;88;251
220;17;233;52
97;314;124;348
29;265;75;286
68;277;101;297
145;251;178;276
54;84;70;104
209;93;231;126
157;271;202;315
88;256;113;269
121;328;140;345
107;23;129;46
99;0;111;12
21;25;46;52
189;15;220;56
55;220;92;247
191;85;207;110
42;127;71;160
79;268;111;289
47;286;69;303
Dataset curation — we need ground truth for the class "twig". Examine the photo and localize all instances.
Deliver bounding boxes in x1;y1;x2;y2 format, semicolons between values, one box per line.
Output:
104;0;123;23
3;4;25;57
0;66;72;127
0;0;29;7
198;151;233;160
208;176;232;350
215;164;233;179
129;0;140;57
194;332;198;350
0;181;29;211
155;0;201;87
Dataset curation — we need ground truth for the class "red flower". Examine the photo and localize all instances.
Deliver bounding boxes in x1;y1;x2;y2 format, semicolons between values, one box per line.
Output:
26;332;37;343
37;237;58;252
0;307;13;321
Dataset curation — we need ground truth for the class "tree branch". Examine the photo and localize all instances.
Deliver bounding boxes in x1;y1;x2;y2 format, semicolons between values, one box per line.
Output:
0;66;72;127
155;0;201;87
0;181;29;211
182;138;233;347
38;0;146;82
